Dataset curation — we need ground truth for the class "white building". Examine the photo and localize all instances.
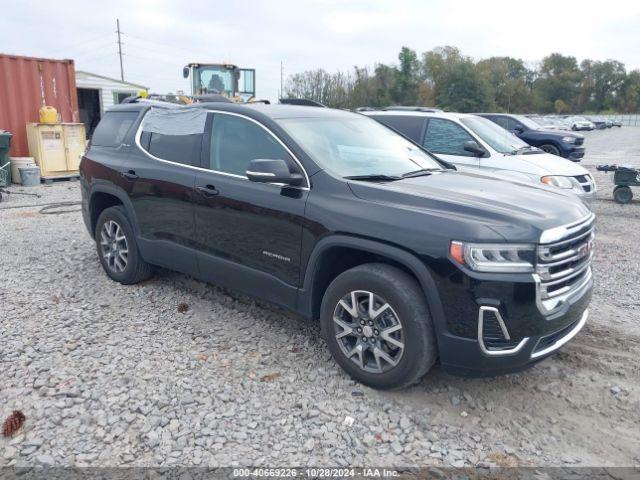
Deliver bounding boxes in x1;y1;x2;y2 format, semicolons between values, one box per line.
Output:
75;71;148;136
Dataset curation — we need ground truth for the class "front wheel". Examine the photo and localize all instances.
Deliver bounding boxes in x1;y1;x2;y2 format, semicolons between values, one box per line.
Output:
320;263;437;390
613;186;633;204
540;144;561;156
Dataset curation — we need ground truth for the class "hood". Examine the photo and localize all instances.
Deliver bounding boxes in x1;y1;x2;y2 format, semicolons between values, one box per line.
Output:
497;152;591;177
534;129;583;139
348;170;591;243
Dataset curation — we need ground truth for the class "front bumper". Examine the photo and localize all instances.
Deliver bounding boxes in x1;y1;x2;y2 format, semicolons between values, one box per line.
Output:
434;215;594;377
565;146;585;161
439;306;589;377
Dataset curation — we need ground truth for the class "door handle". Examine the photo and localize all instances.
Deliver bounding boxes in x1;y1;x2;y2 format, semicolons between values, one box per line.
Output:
121;170;138;180
196;185;219;197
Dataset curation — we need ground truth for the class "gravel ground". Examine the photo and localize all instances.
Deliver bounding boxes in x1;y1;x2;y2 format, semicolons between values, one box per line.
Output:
1;128;639;468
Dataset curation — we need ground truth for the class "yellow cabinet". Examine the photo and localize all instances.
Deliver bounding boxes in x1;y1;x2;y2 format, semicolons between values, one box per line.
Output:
62;124;86;171
26;123;86;178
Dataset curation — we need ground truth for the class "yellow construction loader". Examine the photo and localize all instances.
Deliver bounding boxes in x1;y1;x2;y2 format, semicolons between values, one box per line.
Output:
182;63;256;103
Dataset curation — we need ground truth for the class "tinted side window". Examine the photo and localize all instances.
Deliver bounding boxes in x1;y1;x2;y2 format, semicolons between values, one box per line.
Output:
423;118;475;156
210;114;293;176
490;116;510;129
372;115;426;143
146;132;202;166
508;118;522;130
91;111;138;147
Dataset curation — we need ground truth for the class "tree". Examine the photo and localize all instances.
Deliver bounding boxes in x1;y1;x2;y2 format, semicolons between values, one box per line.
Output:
533;54;582;112
393;46;420;105
579;59;626;111
476;56;534;112
617;69;640;112
423;46;491;112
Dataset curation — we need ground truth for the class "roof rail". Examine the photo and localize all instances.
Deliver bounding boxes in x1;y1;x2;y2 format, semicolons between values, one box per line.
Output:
382;106;443;112
279;98;326;107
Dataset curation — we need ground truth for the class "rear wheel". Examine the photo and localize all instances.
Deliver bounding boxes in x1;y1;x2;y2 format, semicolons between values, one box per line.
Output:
540;144;561;156
95;206;153;284
613;186;633;204
320;263;437;390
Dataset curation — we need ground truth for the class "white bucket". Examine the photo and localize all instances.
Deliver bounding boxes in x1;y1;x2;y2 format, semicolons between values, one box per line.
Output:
9;157;36;184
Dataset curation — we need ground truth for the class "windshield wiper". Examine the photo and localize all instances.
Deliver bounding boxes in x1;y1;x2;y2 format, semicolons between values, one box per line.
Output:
344;174;402;182
401;168;444;178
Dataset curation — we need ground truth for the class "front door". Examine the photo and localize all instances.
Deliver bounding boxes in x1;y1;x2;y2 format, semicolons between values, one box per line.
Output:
421;118;480;168
194;112;308;309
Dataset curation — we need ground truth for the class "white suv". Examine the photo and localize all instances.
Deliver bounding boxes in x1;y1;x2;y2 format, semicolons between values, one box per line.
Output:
362;110;596;204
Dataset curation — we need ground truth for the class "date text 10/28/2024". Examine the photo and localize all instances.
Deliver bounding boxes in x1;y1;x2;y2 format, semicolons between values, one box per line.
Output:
233;468;400;478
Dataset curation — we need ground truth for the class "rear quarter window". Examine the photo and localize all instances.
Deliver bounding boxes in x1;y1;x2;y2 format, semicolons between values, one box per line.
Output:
372;115;426;143
91;111;139;147
144;132;203;166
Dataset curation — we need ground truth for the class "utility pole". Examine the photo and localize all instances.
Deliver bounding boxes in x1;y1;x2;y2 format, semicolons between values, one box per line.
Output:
116;18;124;81
280;61;284;100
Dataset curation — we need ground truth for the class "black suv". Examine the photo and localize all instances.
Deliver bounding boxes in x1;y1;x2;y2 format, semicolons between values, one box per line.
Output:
478;113;585;161
80;102;593;389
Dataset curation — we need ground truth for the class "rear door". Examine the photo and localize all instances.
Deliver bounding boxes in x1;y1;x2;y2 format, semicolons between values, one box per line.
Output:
421;117;480;168
193;111;308;309
120;117;201;274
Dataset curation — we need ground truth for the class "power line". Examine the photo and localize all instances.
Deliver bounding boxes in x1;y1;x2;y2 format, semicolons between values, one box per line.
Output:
52;32;114;56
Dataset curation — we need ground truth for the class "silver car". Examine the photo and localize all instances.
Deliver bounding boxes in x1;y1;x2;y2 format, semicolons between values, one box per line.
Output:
363;110;596;204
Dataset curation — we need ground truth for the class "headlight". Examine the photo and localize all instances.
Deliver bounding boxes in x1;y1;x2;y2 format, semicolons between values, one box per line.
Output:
562;136;576;143
541;175;573;189
450;241;535;273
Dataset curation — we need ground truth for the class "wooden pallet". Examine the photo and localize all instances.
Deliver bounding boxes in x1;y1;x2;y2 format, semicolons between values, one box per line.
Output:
41;173;80;184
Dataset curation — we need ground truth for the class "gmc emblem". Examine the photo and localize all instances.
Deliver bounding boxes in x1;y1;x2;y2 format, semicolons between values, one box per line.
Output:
577;242;591;259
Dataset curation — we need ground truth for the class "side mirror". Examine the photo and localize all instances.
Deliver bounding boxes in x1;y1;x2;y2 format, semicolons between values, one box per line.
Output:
182;66;190;79
463;140;486;157
246;159;304;186
512;126;524;134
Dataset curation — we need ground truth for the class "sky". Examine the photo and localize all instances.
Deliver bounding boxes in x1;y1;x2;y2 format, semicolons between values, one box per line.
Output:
2;0;640;102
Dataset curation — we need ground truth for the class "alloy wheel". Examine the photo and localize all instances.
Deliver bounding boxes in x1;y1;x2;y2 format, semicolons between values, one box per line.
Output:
332;290;404;373
100;220;129;273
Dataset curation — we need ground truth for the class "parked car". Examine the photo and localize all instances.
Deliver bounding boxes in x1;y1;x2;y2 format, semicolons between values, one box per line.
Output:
565;116;596;131
611;119;623;127
363;110;595;204
477;113;585;160
81;102;593;389
529;116;572;131
586;116;608;129
527;115;556;130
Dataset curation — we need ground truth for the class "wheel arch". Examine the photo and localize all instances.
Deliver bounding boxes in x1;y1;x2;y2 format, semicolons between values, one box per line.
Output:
298;235;446;332
88;183;139;238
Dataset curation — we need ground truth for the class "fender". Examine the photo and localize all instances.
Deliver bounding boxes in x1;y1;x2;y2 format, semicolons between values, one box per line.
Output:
297;234;447;337
87;181;141;238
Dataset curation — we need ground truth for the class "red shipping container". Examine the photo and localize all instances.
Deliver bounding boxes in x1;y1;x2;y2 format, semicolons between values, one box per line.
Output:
0;53;79;157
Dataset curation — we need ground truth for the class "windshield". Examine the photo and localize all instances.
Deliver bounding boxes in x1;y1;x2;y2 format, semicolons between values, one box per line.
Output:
460;116;529;154
277;116;443;178
512;115;542;130
195;67;235;96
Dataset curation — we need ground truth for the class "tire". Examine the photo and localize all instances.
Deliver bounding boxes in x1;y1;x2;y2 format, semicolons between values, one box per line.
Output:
95;205;153;284
540;144;561;156
613;186;633;204
320;263;437;390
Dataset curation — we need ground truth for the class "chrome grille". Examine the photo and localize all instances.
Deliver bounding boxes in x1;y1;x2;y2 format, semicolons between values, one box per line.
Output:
536;214;594;313
574;174;595;193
